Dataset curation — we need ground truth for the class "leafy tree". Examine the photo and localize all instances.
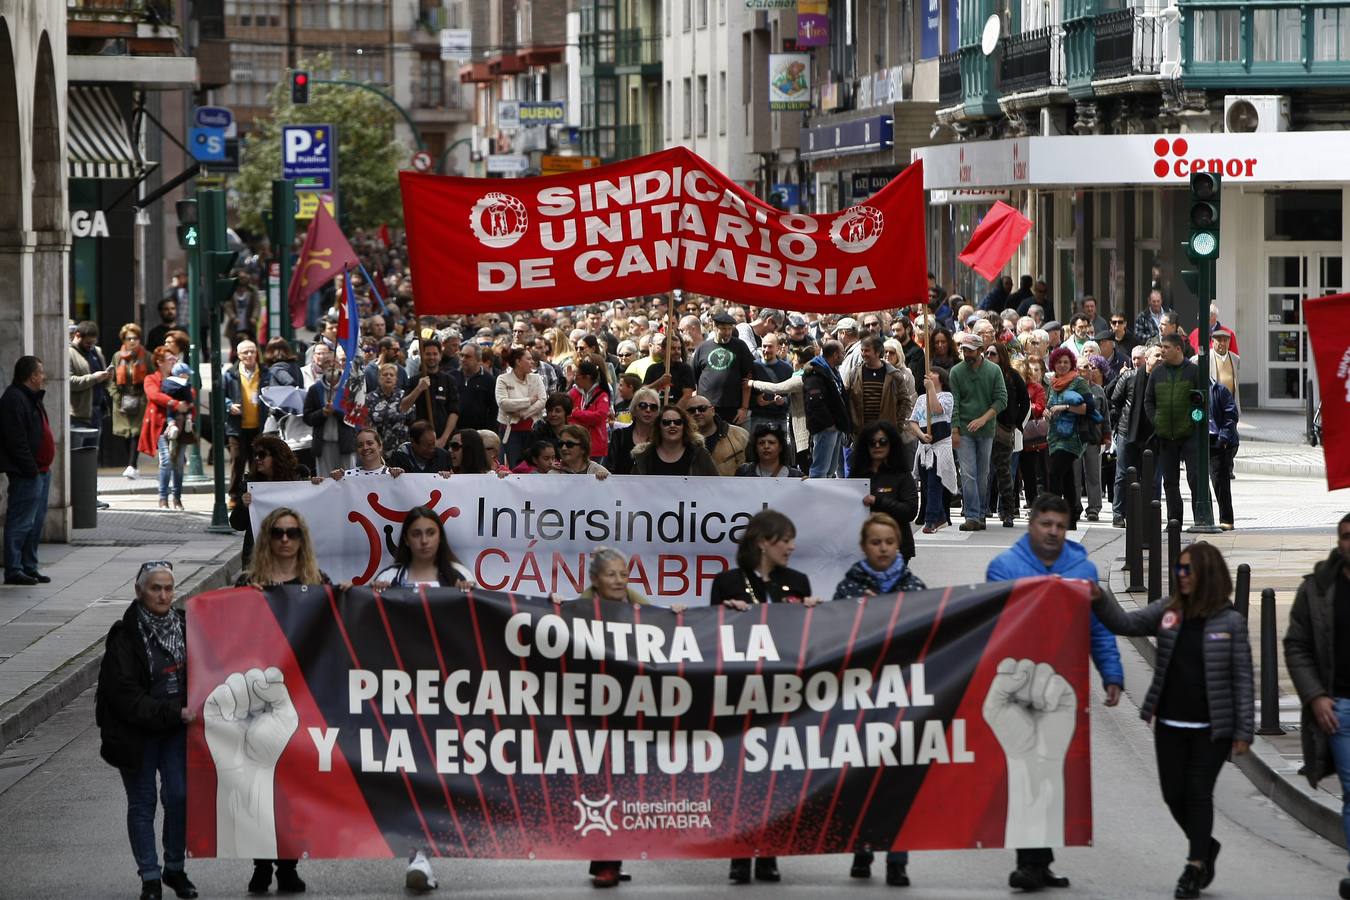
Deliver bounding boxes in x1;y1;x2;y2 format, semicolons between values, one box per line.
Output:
232;54;405;234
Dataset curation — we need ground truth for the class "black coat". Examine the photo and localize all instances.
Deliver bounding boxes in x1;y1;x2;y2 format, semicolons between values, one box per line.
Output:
854;467;918;561
95;603;186;770
303;379;357;457
0;382;48;478
709;566;812;605
388;442;453;473
801;362;850;434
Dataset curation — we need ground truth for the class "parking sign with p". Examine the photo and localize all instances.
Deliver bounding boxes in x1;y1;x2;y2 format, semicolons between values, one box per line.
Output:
281;124;336;191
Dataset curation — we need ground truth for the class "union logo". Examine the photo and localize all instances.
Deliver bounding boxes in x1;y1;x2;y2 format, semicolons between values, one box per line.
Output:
469;192;529;248
829;205;884;253
572;794;618;837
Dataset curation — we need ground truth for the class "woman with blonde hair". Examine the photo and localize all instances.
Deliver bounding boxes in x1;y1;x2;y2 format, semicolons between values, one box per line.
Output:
630;405;718;476
111;322;151;478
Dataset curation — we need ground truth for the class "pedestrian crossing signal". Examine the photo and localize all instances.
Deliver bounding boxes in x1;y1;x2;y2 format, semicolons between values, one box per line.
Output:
176;224;199;249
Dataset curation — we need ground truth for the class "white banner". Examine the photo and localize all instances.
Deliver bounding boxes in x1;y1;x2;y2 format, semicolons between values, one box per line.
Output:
249;474;869;605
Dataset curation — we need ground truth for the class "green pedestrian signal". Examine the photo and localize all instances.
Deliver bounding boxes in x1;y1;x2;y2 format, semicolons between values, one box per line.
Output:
176;224;199;249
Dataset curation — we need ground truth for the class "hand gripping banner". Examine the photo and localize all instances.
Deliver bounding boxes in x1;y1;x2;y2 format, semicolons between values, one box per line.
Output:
399;147;928;314
186;577;1092;859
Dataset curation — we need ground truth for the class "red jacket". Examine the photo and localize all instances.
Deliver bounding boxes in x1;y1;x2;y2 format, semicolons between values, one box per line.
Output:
138;372;196;457
567;384;611;458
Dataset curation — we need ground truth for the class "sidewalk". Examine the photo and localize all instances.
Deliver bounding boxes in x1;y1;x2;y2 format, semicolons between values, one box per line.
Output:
1099;527;1348;850
1232;408;1327;479
0;495;241;752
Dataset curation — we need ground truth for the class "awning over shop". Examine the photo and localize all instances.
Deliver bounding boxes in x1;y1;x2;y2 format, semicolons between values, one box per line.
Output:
67;86;155;180
912;131;1350;191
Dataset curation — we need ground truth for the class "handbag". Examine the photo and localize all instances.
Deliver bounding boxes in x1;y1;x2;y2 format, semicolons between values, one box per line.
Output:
119;392;143;414
1022;415;1049;450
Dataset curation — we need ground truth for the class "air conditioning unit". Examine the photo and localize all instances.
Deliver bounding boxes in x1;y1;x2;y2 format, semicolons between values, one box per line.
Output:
1223;95;1290;133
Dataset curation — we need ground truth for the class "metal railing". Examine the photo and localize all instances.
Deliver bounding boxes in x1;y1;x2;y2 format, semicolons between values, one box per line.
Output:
938;52;963;105
616;28;661;67
1094;7;1165;79
69;0;154;21
999;26;1066;92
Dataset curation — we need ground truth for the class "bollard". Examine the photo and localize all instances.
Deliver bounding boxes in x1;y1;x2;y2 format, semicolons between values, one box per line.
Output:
1257;587;1285;735
1141;450;1155;551
1125;481;1145;592
1123;466;1139;566
1167;519;1182;597
1148;500;1163;601
1234;563;1251;620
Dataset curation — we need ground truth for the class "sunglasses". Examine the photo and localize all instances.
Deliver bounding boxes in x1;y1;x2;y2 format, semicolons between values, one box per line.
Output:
449;441;463;450
636;401;659;411
1174;562;1191;576
619;351;635;358
686;404;711;414
985;350;999;359
558;439;582;449
253;450;271;461
863;321;881;328
138;560;174;576
270;527;303;541
660;418;684;427
869;437;890;447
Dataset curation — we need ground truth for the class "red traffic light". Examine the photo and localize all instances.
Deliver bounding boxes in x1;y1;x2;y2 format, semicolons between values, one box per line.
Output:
294;73;307;86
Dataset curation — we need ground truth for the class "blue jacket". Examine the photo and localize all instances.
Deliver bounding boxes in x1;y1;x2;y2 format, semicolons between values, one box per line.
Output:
986;534;1124;687
1208;381;1239;447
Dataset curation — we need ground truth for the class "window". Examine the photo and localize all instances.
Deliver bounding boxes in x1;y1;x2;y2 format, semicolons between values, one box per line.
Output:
665;0;671;35
718;70;727;134
718;0;726;24
697;74;708;135
683;0;691;31
697;0;707;29
682;77;692;137
664;80;673;140
416;57;444;108
1193;9;1241;61
1254;7;1302;62
1314;7;1350;60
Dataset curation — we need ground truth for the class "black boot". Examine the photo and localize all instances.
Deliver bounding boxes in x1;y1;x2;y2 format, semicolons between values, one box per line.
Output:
275;863;306;894
161;871;198;899
728;858;751;884
1339;876;1350;899
753;857;781;882
139;879;162;900
885;862;910;886
1174;864;1203;900
850;851;873;878
248;861;273;895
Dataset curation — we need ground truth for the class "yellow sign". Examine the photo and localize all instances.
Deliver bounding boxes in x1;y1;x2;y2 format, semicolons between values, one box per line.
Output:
295;191;336;220
541;155;602;175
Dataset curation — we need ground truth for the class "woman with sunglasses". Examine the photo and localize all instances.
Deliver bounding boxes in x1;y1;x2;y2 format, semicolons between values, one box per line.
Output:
450;427;493;474
630;405;718;476
608;386;660;475
568;357;612;466
229;435;307;566
548;424;610;478
850;421;918;562
235;507;328;896
1090;543;1252;899
708;509;819;886
735;424;802;477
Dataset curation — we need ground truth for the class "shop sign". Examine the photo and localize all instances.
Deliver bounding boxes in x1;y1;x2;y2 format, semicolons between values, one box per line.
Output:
800;115;893;159
797;0;828;46
929;188;1012;205
768;53;811;111
541;155;601;175
70;209;109;239
440;28;472;62
486;153;529;174
519;101;567;124
851;170;899;202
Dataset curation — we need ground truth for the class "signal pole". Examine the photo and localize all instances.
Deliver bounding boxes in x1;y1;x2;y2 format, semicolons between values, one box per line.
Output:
1184;172;1222;534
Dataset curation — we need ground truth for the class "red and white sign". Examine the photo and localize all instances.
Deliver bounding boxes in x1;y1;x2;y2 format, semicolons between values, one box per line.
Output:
400;146;929;314
410;150;433;173
914;131;1350;189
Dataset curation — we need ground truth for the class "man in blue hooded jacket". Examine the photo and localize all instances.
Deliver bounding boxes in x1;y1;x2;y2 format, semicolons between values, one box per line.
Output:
986;491;1123;892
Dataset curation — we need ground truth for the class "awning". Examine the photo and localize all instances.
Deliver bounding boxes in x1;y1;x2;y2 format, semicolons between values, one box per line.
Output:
67;86;155;180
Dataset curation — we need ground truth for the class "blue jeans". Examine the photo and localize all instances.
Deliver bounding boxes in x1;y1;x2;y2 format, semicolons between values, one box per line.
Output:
1332;697;1350;872
4;470;50;576
157;433;184;501
920;463;948;527
809;427;844;478
504;429;533;467
955;433;993;521
119;728;187;882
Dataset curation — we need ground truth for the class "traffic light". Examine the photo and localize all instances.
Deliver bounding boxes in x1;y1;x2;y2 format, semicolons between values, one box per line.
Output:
175;198;199;250
1187;172;1221;261
291;70;310;104
1189;389;1206;424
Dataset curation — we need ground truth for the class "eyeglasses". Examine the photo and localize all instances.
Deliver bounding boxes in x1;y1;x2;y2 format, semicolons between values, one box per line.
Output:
619;351;635;358
558;439;582;449
686;404;711;414
985;350;999;359
449;441;463;450
1110;319;1127;325
660;418;684;427
253;450;271;461
869;437;890;447
1174;562;1191;576
636;401;659;411
270;527;303;541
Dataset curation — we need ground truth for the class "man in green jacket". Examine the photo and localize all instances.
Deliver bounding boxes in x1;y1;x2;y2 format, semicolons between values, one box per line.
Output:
950;331;1007;530
1143;333;1202;526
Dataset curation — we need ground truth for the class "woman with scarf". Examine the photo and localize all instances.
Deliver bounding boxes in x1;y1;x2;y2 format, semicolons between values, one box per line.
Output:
568;357;612;465
111;322;151;479
907;368;957;534
96;561;198;900
234;508;329;895
1045;346;1090;530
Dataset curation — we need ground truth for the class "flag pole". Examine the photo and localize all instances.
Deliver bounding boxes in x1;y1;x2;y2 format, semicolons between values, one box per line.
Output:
921;303;932;440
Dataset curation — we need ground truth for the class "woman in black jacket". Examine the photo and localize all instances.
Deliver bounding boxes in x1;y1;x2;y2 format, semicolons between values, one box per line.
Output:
229;435;310;566
708;509;820;885
1090;541;1253;900
96;562;198;900
735;424;803;477
630;405;719;476
989;341;1030;526
850;421;918;562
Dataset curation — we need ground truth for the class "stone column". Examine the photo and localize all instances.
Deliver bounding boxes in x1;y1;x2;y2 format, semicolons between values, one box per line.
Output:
32;226;71;542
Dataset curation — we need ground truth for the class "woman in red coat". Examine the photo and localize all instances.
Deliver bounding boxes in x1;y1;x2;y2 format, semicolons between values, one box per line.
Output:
567;357;612;465
139;346;196;510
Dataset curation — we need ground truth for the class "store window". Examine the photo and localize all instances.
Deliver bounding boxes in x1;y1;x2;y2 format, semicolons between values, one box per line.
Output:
1264;190;1343;241
1193;9;1241;61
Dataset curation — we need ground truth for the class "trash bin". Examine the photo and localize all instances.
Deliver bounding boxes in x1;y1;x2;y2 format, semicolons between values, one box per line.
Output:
70;426;99;529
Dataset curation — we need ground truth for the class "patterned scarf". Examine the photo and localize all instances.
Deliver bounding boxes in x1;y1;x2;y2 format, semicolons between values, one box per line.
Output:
135;602;186;671
859;555;909;593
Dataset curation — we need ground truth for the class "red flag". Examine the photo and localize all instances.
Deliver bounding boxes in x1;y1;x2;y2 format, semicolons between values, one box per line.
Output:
957;201;1033;281
378;223;392;247
1303;292;1350;489
399;147;928;314
288;204;361;328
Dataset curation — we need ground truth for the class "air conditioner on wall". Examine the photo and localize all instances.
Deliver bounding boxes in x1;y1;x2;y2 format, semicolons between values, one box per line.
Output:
1223;95;1290;133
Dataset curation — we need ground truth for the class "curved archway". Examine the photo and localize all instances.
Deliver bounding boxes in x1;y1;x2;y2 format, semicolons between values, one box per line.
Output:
32;30;61;233
0;18;21;235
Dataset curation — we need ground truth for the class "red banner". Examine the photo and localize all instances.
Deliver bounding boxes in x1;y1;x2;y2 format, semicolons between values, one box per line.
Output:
958;200;1033;281
1304;292;1350;489
399;147;928;314
186;577;1091;859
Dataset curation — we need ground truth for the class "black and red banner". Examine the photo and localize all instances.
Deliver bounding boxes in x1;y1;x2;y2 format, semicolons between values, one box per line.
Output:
186;577;1092;859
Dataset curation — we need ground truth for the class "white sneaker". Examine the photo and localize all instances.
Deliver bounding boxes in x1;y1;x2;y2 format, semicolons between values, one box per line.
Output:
405;850;438;892
122;466;139;480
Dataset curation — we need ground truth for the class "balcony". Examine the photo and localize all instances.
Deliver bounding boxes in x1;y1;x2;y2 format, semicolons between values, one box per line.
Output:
1094;8;1165;79
615;28;660;76
615;123;642;160
1180;2;1350;88
999;27;1066;94
938;52;963;106
69;0;174;39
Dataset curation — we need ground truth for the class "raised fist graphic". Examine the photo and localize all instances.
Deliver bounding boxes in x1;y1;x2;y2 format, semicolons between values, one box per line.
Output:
982;658;1077;848
204;667;298;858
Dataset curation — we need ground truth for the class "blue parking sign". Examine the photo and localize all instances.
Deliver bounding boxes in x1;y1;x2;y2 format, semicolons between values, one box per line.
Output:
189;126;226;162
281;124;336;191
